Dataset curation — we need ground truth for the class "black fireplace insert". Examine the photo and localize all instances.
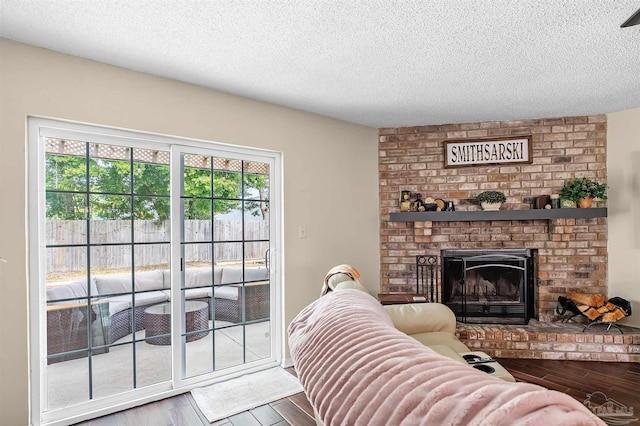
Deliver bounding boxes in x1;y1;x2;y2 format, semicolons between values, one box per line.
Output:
441;249;537;324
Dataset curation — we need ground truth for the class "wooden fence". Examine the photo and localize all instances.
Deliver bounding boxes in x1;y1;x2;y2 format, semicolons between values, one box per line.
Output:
46;220;269;272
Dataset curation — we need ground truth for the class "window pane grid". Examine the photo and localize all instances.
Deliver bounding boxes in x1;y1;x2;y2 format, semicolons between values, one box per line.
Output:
44;139;171;408
181;154;270;378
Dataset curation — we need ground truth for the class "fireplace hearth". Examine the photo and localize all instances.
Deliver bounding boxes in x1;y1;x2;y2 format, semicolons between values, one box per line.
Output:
441;249;537;325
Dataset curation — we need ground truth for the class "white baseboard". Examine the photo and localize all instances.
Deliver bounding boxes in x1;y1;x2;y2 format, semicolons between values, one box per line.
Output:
281;358;295;368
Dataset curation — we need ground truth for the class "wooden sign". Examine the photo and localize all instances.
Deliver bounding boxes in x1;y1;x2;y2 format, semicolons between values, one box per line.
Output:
445;136;532;168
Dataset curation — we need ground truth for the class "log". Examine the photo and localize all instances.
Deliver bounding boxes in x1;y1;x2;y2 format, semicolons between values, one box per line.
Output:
567;292;606;307
600;307;626;323
585;307;601;321
614;307;627;321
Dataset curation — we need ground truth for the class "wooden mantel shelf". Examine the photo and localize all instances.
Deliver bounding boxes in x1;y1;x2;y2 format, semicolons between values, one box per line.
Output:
389;208;607;222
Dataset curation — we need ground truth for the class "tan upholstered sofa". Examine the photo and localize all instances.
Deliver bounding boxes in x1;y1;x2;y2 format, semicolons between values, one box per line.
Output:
323;270;515;381
45;266;269;363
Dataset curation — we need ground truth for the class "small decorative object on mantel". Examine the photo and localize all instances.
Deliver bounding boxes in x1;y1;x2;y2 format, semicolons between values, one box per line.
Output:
397;193;454;213
423;196;437;211
559;177;608;208
534;195;551;209
400;190;411;212
476;191;506;211
414;193;425;212
550;194;561;209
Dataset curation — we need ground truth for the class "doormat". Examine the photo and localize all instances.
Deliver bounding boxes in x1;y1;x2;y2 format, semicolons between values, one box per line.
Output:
190;367;303;422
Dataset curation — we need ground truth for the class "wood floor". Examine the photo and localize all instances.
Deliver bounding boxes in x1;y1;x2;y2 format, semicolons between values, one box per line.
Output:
75;360;640;426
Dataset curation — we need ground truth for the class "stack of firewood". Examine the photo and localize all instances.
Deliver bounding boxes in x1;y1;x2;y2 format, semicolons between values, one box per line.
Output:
566;292;628;322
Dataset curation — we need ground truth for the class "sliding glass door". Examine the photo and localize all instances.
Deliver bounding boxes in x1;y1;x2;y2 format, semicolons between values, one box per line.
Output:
173;148;273;385
41;138;173;411
29;119;281;425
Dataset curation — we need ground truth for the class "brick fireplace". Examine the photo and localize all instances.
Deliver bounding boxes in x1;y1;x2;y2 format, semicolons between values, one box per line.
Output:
379;115;608;322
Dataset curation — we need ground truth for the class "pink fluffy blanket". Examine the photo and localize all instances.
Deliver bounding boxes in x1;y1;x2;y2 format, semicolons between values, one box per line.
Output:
288;289;604;426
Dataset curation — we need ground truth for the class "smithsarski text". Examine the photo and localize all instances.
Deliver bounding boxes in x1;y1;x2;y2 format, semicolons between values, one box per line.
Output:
445;137;531;168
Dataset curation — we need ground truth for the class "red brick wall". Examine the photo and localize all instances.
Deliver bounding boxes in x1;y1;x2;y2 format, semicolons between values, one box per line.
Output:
379;115;608;321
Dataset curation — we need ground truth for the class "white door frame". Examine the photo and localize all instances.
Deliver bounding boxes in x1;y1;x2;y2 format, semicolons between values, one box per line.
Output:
27;117;283;425
169;143;282;389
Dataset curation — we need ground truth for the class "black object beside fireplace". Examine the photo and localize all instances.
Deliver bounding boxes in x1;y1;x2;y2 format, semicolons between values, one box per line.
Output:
441;249;537;324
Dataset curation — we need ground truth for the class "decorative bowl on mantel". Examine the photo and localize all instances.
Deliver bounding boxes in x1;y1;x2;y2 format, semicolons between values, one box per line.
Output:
475;191;506;211
481;202;502;211
423;203;437;211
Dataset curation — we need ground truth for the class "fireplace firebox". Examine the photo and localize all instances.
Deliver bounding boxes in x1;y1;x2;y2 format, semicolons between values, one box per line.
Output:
441;249;537;324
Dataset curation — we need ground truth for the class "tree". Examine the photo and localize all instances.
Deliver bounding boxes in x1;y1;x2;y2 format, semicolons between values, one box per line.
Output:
244;174;269;220
45;151;269;221
45;154;171;221
183;169;269;220
46;154;88;220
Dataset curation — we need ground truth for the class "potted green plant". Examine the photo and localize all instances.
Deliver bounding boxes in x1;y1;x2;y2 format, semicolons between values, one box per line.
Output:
559;177;607;208
476;191;506;211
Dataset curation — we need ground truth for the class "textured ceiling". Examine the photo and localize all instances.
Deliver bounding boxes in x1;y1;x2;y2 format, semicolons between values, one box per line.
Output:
1;1;639;128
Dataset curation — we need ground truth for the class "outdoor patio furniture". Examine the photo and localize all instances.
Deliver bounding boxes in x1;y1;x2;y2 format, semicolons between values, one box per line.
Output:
144;300;209;345
46;266;270;363
46;281;109;364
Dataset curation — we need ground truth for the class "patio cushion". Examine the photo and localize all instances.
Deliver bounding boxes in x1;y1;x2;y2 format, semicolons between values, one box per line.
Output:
133;291;169;307
162;267;223;289
186;267;222;287
214;286;239;301
221;267;268;285
161;286;226;300
46;279;99;303
94;270;164;295
105;291;169;315
135;270;165;292
184;287;213;299
108;300;132;316
94;275;131;295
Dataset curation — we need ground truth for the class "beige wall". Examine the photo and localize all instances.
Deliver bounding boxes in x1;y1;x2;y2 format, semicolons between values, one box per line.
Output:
0;38;380;424
607;107;640;328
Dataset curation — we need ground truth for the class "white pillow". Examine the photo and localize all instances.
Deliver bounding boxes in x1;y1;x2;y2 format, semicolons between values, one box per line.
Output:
327;273;355;290
333;280;367;293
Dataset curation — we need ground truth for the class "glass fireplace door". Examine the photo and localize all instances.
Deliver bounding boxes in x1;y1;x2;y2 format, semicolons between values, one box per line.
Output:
441;249;536;324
